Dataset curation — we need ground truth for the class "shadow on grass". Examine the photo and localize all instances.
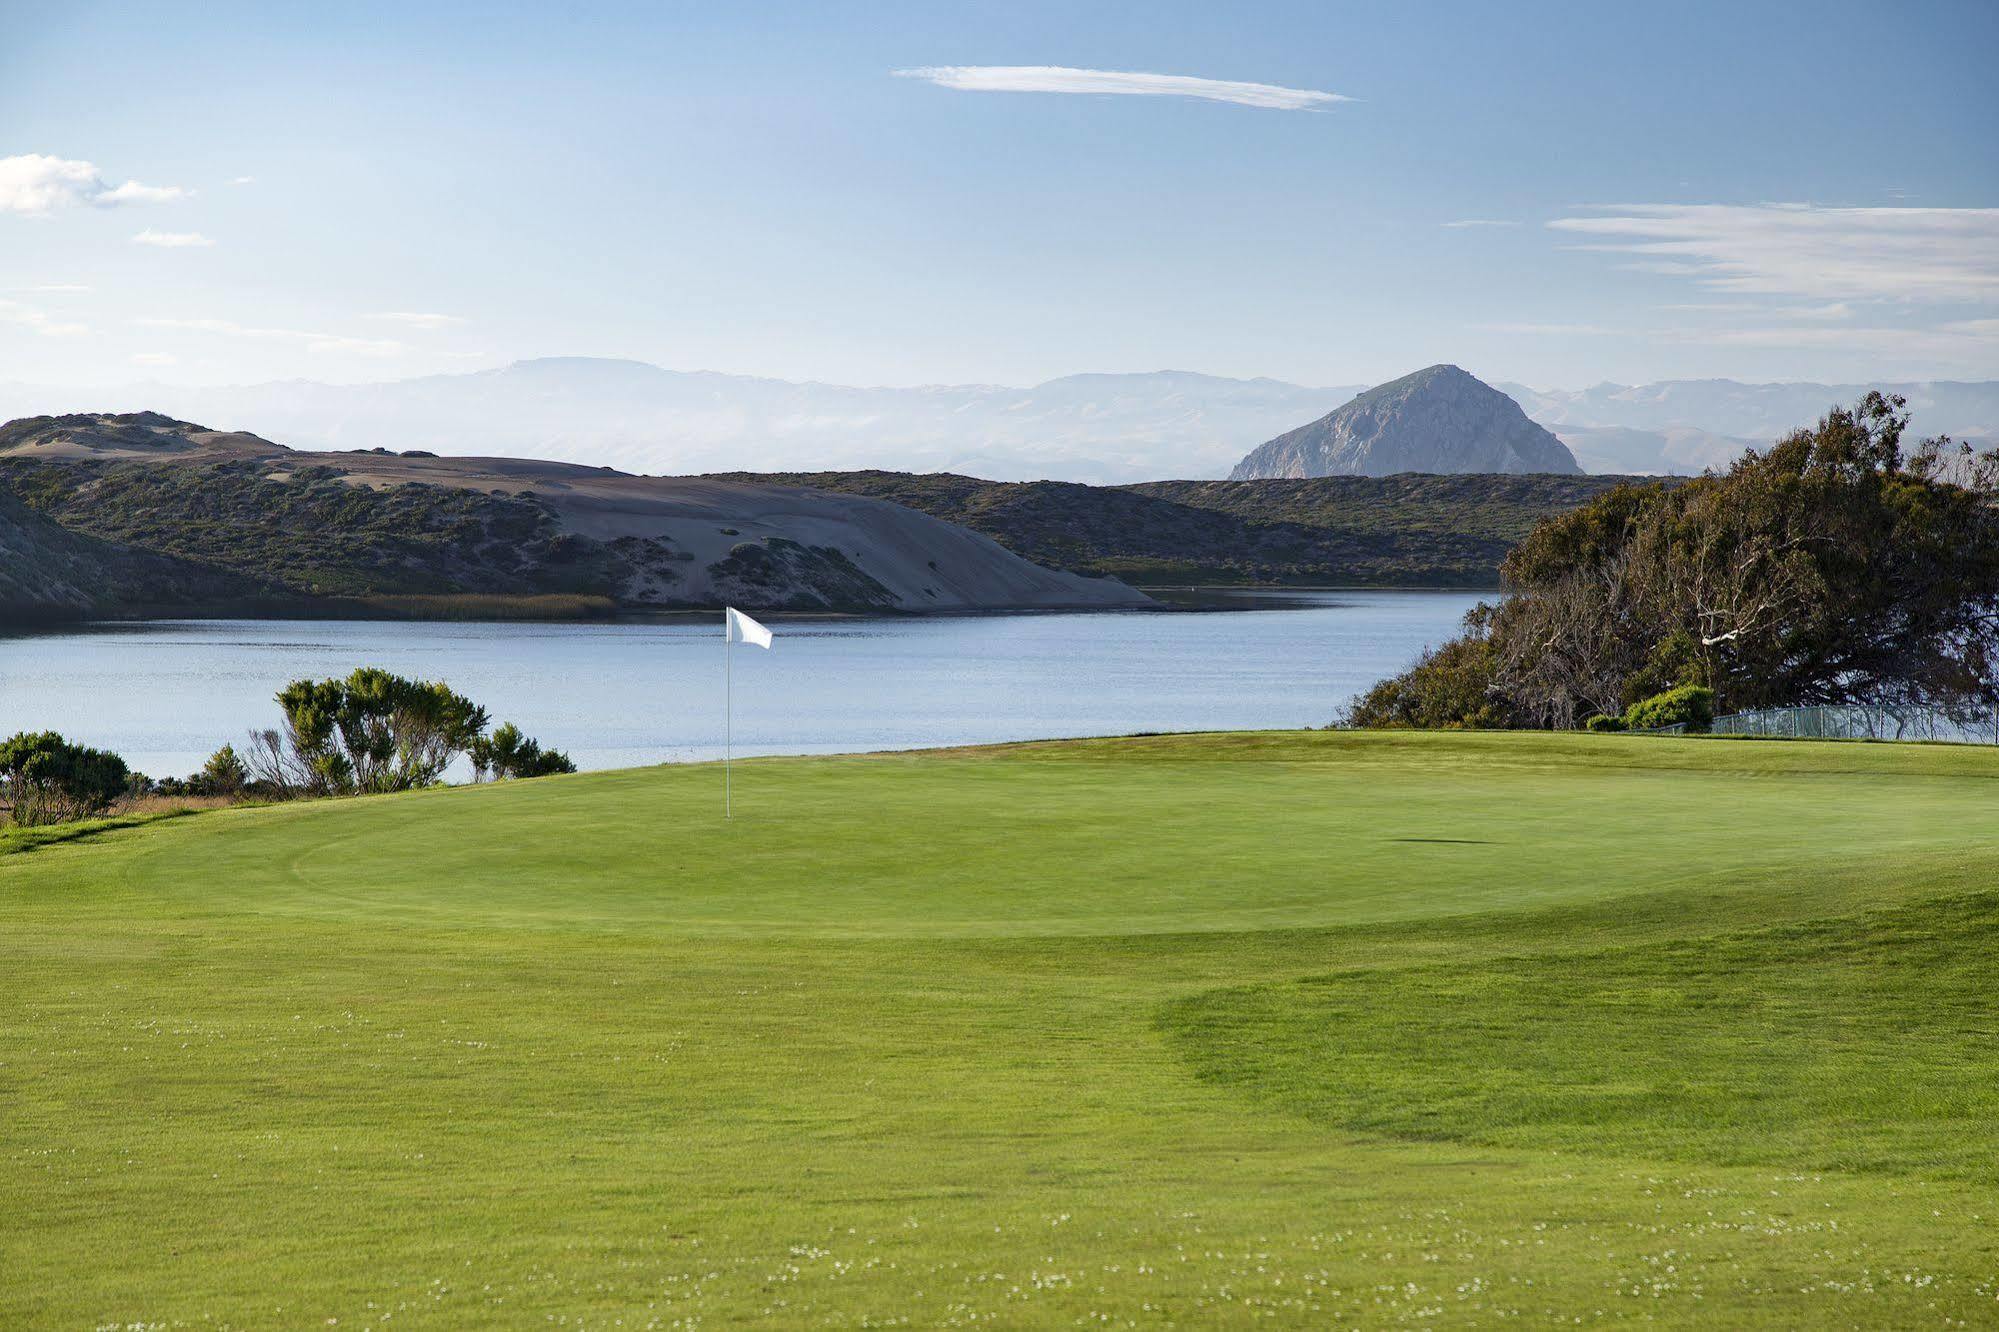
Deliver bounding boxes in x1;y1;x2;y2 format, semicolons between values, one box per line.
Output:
0;808;197;857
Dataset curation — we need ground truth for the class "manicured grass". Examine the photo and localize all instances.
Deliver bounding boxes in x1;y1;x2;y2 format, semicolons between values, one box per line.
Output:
5;731;1998;1326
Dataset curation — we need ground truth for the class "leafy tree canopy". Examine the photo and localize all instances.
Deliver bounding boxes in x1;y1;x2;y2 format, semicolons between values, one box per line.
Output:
1350;396;1999;729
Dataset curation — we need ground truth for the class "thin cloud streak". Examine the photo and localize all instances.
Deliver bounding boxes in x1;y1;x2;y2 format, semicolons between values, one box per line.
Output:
369;311;466;329
132;229;216;248
1549;203;1999;302
894;65;1348;110
0;298;88;337
1485;313;1996;365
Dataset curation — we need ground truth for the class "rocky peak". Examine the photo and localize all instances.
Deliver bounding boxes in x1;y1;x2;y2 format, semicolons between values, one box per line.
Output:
1230;364;1582;479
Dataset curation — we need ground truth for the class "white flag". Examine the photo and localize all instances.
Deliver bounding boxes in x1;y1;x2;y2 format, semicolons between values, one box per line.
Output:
726;607;773;649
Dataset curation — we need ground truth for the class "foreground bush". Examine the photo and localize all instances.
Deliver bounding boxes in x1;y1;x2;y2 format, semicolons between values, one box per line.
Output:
246;667;488;796
1624;684;1715;733
470;722;576;781
246;667;571;796
1345;617;1516;729
0;731;130;826
149;744;253;800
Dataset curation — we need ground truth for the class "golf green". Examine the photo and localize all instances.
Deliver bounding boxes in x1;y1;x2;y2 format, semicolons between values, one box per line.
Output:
5;731;1997;1325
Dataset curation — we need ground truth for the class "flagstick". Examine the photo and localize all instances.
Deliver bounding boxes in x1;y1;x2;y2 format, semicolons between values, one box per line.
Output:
731;608;739;816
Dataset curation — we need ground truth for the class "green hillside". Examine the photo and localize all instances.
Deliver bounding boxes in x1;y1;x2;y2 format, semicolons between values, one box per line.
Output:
6;732;1998;1325
0;454;620;608
717;470;1646;586
0;490;253;621
1129;473;1646;545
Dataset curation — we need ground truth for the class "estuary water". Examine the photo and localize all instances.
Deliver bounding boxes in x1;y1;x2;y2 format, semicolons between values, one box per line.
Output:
0;589;1484;777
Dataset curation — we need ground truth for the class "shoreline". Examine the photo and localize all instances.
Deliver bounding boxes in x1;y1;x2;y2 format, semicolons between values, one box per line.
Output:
4;583;1503;634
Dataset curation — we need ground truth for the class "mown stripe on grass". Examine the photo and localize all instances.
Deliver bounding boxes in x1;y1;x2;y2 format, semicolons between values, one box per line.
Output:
1160;889;1999;1182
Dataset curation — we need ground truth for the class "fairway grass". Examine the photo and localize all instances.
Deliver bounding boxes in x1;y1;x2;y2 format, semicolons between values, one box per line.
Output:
4;731;1998;1326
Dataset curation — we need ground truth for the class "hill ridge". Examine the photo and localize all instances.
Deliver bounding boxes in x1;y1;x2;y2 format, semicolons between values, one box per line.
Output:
0;413;1147;618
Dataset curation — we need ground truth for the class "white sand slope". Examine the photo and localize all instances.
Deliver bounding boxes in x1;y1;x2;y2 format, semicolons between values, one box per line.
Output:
340;452;1149;610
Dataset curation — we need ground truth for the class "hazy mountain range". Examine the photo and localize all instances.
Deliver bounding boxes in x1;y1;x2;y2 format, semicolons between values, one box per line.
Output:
3;359;1994;483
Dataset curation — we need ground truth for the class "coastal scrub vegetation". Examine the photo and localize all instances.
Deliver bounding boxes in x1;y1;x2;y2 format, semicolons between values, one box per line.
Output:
470;722;579;781
3;672;572;829
1349;395;1999;729
0;730;130;826
0;452;709;615
0;457;602;601
246;667;572;797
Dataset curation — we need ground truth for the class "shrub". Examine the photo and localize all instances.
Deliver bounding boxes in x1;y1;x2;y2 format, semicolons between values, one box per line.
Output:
1343;606;1516;730
243;669;577;797
195;743;248;797
1624;684;1715;732
1583;713;1627;733
469;723;577;781
1344;639;1512;729
0;731;131;826
247;667;489;797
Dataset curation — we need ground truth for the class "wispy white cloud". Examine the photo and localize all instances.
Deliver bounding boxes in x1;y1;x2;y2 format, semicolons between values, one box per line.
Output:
0;298;88;337
893;65;1348;111
0;154;190;215
136;316;406;356
1442;219;1519;229
1657;300;1855;320
131;351;178;366
1477;321;1622;337
1681;320;1998;358
1615;259;1707;276
132;228;216;248
100;180;188;206
1549;203;1999;302
369;311;465;329
228;175;255;186
1486;310;1996;365
15;283;91;294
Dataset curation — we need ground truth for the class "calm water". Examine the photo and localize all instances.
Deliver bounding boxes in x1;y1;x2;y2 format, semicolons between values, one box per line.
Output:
0;590;1482;777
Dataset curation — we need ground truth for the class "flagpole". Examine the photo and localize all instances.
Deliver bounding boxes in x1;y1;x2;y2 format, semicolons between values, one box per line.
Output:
731;608;739;816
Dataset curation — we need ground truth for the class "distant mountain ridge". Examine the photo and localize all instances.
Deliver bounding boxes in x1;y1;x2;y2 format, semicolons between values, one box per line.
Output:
0;364;1363;485
1231;366;1582;479
1503;377;1999;440
0;360;1991;482
1501;377;1999;476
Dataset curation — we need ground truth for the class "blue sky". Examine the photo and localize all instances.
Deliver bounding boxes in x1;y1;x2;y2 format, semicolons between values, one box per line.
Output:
2;0;1995;389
